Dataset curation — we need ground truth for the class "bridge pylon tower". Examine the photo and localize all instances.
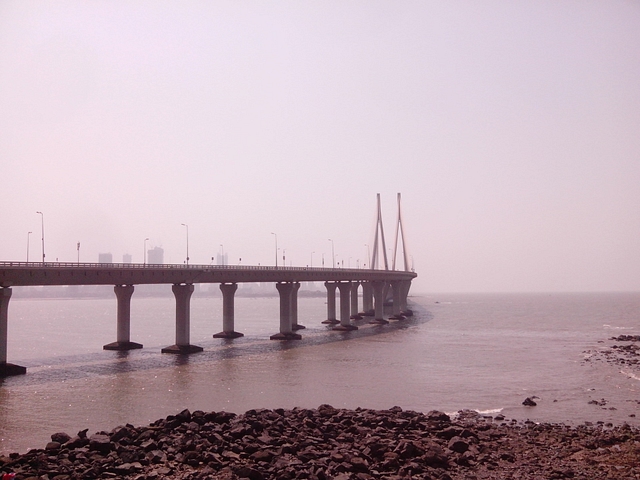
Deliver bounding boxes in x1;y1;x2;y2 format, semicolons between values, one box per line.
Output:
370;193;389;270
391;193;411;272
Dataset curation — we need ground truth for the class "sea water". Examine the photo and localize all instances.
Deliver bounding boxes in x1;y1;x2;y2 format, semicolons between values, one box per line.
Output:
1;292;638;455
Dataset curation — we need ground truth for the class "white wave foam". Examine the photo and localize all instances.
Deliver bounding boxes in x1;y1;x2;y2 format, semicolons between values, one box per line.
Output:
445;408;503;419
620;370;640;381
475;408;504;415
603;324;633;330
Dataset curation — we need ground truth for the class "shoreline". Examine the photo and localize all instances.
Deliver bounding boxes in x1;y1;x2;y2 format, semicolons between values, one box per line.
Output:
1;406;638;479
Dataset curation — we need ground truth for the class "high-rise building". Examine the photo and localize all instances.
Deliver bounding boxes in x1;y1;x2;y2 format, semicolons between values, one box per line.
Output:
98;253;113;264
147;247;164;264
123;254;132;264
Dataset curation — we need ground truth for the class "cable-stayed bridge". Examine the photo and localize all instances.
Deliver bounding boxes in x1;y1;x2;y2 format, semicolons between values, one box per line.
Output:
0;194;416;377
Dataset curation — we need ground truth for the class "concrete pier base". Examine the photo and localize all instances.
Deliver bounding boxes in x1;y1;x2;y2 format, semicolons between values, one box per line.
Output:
269;332;302;340
103;341;143;351
0;287;26;377
213;283;244;339
369;318;389;325
162;284;203;354
213;331;244;339
0;362;26;377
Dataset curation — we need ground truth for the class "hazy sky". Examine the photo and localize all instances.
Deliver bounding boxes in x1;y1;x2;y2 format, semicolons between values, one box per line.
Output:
1;1;639;293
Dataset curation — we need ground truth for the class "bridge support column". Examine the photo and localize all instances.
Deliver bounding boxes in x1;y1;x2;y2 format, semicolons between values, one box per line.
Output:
362;282;374;316
0;287;26;377
271;282;301;340
333;281;358;331
370;280;388;325
162;284;203;353
321;281;339;324
104;285;143;351
400;280;413;316
350;281;362;319
214;283;244;339
291;282;305;330
389;281;405;320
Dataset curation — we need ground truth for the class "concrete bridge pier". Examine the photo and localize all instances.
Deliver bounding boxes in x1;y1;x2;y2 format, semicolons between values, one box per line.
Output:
333;281;358;331
0;287;26;377
369;280;389;325
214;283;244;339
271;282;302;340
389;281;405;320
361;282;374;316
104;285;143;351
321;281;339;324
162;284;203;353
350;281;362;320
400;280;413;316
291;282;305;330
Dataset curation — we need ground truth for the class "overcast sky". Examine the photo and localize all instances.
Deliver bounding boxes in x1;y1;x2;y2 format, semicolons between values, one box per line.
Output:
1;1;639;293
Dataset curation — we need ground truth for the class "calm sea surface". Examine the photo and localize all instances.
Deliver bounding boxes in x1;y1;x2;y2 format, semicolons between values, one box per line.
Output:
1;291;639;454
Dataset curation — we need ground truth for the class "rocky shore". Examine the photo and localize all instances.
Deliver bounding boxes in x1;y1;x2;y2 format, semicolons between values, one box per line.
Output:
1;406;639;480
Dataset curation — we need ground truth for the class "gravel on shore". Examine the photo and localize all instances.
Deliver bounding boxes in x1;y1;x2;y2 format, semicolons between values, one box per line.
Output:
1;405;639;480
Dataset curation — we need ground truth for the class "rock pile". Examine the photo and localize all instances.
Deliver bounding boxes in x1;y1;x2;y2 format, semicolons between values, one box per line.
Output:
584;335;640;371
1;406;639;479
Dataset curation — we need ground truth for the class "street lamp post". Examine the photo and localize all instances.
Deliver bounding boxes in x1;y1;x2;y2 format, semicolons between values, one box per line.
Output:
36;211;45;263
271;232;278;267
77;242;80;264
328;239;335;268
181;223;189;265
26;231;32;262
144;238;149;265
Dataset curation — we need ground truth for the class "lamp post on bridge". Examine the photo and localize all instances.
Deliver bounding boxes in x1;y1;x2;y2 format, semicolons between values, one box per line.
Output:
26;231;32;262
328;238;334;268
365;244;370;269
271;232;278;267
181;223;189;265
36;211;45;264
144;238;149;265
77;242;80;264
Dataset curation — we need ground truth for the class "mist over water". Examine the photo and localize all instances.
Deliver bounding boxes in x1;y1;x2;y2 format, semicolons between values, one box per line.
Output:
1;292;638;455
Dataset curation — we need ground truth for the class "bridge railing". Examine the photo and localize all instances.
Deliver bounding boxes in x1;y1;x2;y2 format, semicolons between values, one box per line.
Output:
0;261;409;273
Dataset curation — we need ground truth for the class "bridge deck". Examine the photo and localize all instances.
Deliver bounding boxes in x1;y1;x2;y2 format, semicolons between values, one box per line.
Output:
0;262;417;287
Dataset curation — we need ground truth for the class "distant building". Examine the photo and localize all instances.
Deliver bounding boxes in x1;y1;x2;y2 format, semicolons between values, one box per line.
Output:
147;247;164;264
123;254;132;264
217;253;228;266
98;253;113;264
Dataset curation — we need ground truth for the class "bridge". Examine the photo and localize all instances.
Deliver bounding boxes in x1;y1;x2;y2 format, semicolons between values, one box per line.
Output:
1;193;416;377
0;262;416;377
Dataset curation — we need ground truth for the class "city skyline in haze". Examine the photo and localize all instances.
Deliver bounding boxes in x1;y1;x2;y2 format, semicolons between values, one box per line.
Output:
1;1;639;293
